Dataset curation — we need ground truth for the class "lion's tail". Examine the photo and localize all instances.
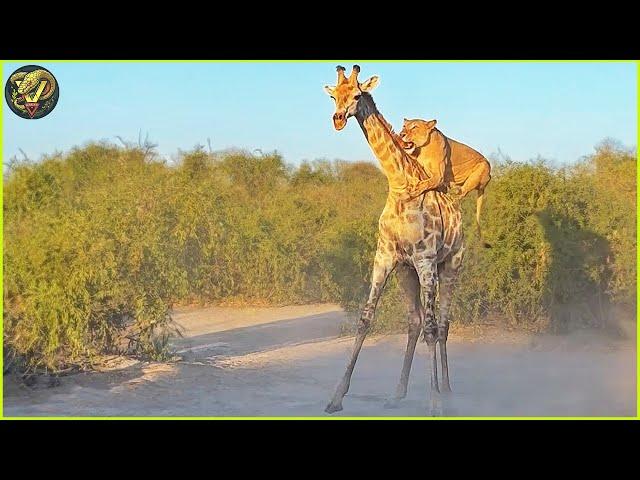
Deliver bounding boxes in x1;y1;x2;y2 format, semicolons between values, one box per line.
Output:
476;188;491;248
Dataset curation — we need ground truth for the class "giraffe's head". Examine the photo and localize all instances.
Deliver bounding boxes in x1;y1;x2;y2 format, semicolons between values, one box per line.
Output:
323;65;379;130
399;118;438;155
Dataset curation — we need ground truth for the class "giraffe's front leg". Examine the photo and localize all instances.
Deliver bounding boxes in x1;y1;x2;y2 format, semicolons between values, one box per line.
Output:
325;247;396;414
385;264;422;409
437;246;464;394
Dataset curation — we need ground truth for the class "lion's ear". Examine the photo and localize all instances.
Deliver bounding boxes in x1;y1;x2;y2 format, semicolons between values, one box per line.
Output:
426;119;437;129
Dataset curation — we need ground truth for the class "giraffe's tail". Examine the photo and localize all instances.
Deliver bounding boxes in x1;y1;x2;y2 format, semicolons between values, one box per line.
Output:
476;188;491;248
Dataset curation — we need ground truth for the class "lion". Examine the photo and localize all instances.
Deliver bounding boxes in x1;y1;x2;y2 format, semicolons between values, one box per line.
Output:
399;118;492;247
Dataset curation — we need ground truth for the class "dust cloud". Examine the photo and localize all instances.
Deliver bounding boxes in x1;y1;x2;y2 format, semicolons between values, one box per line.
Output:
4;304;636;417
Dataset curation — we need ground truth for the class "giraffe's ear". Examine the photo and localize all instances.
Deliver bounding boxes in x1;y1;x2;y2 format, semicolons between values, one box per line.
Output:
359;76;379;93
323;85;335;97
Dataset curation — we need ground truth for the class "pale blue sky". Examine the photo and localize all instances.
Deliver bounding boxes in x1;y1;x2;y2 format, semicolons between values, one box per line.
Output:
3;61;637;166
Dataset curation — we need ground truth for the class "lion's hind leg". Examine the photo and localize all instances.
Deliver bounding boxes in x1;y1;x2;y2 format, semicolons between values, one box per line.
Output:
458;160;491;198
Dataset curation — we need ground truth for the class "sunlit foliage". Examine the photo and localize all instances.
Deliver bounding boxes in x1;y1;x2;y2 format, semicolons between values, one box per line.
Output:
3;140;635;370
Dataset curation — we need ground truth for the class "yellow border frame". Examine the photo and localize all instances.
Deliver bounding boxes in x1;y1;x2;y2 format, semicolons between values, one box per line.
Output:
0;59;638;420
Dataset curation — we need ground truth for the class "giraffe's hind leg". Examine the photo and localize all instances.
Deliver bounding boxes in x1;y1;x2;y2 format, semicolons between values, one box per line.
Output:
437;246;464;393
413;252;440;413
325;245;396;414
385;264;422;408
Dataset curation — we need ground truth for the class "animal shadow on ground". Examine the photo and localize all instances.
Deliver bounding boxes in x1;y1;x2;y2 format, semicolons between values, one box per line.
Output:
536;210;617;334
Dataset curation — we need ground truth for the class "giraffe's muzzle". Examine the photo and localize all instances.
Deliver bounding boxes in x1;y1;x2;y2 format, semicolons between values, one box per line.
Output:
333;112;347;131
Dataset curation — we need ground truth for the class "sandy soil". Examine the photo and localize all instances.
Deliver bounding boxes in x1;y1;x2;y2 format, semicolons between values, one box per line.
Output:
3;304;636;417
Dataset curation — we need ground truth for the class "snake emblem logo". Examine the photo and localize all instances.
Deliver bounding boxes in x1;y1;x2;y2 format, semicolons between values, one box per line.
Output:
5;65;60;119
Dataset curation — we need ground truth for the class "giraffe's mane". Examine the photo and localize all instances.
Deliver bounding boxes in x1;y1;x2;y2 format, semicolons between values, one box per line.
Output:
362;93;400;140
358;92;437;194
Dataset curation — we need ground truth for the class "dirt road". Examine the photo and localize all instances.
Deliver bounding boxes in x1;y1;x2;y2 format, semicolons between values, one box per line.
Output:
3;304;636;417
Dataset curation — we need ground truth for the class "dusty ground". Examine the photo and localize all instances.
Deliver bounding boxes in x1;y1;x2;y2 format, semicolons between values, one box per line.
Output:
3;304;636;417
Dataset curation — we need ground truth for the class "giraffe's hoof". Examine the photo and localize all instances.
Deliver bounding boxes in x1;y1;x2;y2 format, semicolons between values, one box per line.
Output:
430;392;443;416
325;402;343;414
385;387;406;408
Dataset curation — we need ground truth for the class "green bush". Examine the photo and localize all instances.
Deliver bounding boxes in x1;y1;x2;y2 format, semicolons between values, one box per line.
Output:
3;140;636;370
368;142;636;334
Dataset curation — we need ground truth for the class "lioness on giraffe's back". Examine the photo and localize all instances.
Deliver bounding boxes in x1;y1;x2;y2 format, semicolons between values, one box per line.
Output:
399;118;492;248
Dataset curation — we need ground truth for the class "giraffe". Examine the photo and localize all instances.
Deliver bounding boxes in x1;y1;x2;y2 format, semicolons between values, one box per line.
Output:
323;65;465;414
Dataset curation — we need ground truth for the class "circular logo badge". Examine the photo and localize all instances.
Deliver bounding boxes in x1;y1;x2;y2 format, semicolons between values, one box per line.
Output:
5;65;59;119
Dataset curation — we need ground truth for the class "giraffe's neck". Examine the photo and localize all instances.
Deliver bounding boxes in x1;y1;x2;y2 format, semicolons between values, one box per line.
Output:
355;94;426;196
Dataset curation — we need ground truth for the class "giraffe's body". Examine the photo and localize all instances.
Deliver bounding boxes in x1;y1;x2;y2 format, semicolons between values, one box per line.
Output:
323;66;465;414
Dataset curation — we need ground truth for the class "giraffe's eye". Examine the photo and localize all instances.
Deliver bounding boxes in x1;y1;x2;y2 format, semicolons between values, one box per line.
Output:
353;94;361;100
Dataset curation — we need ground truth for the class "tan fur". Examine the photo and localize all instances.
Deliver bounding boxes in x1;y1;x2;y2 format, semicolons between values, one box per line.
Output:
399;118;492;247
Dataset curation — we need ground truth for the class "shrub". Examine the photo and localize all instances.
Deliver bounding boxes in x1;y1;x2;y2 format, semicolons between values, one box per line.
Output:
3;140;635;370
